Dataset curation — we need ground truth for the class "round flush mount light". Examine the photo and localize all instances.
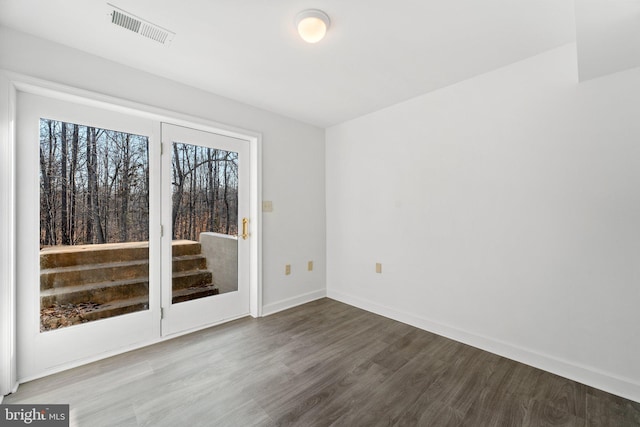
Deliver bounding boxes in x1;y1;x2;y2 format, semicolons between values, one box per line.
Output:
295;9;331;43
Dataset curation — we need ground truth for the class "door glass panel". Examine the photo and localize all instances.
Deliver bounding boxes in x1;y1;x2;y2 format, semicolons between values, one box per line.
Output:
39;118;150;331
171;141;239;304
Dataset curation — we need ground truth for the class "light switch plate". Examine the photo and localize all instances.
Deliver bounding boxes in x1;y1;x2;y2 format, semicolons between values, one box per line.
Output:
308;261;313;271
375;263;382;274
285;264;291;275
262;201;273;212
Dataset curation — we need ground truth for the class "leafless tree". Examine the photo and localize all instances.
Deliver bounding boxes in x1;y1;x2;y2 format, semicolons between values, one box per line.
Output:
39;119;236;248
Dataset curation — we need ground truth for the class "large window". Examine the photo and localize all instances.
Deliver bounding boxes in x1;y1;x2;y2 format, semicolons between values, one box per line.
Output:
39;119;150;331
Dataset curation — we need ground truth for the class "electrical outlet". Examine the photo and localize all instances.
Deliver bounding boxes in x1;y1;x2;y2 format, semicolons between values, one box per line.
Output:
376;263;382;274
308;261;313;271
262;200;273;212
285;264;291;275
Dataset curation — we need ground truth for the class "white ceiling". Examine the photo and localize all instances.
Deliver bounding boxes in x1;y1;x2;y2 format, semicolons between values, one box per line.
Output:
0;0;579;127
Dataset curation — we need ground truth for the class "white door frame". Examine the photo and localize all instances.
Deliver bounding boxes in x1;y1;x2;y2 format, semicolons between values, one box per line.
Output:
0;72;18;399
0;71;263;390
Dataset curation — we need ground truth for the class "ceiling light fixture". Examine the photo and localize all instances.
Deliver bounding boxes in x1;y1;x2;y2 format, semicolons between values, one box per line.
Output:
295;9;330;43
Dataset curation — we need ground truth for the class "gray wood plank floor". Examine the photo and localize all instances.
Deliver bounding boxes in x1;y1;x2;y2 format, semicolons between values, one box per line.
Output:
4;298;640;426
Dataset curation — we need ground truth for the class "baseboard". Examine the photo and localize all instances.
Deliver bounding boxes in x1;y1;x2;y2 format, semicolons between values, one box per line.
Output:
262;289;326;317
327;289;640;404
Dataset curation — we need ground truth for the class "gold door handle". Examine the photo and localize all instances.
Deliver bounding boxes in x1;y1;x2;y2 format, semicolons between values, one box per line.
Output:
242;218;249;240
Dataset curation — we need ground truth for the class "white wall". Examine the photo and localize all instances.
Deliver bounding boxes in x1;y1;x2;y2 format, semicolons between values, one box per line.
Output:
327;44;640;402
0;26;326;314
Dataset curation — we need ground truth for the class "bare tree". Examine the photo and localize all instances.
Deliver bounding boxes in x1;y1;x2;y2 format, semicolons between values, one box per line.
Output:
206;148;217;231
39;118;239;247
87;127;105;243
223;151;231;235
171;143;239;240
172;143;185;239
60;122;69;245
119;134;131;241
69;124;79;243
40;121;54;246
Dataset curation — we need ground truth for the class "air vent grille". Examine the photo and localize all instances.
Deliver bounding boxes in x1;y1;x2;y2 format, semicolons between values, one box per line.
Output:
111;10;141;33
139;23;169;44
108;4;174;45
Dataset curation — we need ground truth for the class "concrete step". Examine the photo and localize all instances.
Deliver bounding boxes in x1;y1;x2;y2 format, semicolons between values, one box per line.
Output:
40;259;149;290
41;277;149;307
172;270;213;291
42;266;215;306
41;287;221;329
172;254;207;273
40;240;202;269
172;240;202;257
39;239;215;316
41;242;149;269
172;285;219;304
79;296;149;322
40;297;150;331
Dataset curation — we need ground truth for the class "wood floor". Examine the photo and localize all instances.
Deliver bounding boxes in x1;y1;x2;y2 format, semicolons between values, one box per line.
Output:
4;298;640;426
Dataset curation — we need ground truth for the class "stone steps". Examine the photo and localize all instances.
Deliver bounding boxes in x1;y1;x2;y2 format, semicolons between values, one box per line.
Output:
80;296;150;322
40;297;151;331
41;277;149;307
40;240;218;311
172;285;219;304
40;241;149;269
171;240;203;257
171;270;214;291
172;254;207;272
40;240;204;268
40;259;149;290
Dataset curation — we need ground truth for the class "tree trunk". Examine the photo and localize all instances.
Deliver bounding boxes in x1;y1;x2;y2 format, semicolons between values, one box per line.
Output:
40;121;54;246
120;134;130;241
85;127;93;243
213;150;219;232
142;139;149;240
223;153;231;235
69;124;79;244
172;143;185;240
47;121;58;245
206;149;213;231
60;122;69;245
87;127;105;243
189;146;197;240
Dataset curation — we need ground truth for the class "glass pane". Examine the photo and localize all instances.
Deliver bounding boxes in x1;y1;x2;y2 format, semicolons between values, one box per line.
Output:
171;141;238;304
39;119;150;331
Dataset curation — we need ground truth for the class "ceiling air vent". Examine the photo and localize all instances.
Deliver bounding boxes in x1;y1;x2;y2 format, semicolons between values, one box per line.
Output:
108;3;175;45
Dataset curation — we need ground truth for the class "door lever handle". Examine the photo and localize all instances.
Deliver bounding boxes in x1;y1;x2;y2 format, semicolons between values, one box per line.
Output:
242;217;249;240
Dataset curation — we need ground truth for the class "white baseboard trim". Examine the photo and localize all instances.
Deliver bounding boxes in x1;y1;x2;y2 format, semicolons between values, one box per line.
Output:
262;289;326;317
327;289;640;404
